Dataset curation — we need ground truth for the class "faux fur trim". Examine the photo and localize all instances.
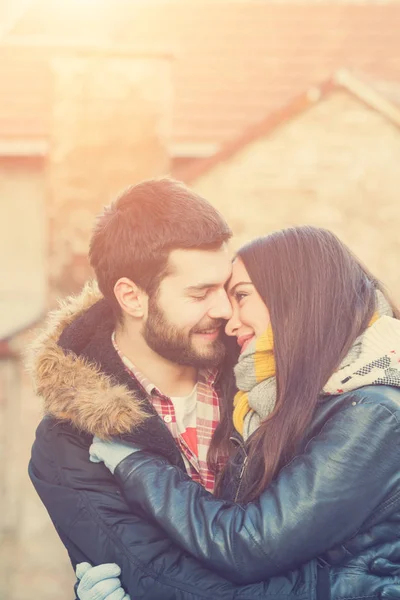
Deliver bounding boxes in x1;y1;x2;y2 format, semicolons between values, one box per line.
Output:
27;281;149;439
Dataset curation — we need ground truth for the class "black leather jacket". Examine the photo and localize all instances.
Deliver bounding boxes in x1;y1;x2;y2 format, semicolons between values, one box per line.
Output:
113;386;400;599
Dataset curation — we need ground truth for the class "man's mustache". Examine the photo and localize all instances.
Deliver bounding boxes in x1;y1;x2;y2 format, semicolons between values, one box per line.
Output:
191;320;225;334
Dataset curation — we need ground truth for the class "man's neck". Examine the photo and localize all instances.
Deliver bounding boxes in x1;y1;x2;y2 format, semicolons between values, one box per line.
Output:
115;327;198;398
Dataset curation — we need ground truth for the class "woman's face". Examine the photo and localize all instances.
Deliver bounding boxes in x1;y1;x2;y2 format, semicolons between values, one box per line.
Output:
225;257;270;353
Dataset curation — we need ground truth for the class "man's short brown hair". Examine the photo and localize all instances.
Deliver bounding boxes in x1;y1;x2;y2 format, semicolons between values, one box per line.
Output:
89;178;232;314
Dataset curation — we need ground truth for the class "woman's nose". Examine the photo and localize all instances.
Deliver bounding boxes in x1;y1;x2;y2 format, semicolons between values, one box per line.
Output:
225;311;241;337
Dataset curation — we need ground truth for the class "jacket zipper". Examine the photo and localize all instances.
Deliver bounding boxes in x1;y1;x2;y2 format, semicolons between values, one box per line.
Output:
229;435;248;502
235;456;249;502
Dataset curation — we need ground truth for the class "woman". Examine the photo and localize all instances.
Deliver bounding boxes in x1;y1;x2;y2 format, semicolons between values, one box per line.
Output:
83;226;400;599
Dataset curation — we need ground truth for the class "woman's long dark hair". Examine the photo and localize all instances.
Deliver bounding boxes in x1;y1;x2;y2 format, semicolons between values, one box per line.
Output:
208;226;399;503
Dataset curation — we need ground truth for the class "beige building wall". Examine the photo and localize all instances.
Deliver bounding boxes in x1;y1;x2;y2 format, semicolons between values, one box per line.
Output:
47;49;173;301
0;158;47;338
192;91;400;300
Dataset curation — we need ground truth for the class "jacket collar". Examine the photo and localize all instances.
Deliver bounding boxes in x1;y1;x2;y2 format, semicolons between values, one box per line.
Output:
28;281;184;465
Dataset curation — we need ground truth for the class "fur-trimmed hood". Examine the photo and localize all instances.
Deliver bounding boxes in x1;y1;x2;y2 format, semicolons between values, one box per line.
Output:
28;281;152;440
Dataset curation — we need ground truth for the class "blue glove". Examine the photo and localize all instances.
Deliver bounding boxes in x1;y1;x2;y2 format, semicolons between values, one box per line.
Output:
76;562;130;600
89;436;141;474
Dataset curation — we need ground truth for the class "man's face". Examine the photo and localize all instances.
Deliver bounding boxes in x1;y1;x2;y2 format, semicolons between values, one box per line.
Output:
142;246;233;368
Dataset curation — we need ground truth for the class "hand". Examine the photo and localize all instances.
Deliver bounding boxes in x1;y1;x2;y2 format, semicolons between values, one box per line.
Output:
89;436;141;474
381;588;400;599
331;556;400;600
371;558;400;577
370;558;400;598
76;562;130;600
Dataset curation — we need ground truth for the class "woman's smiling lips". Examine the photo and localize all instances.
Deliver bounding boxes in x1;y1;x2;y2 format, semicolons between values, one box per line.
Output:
237;334;255;353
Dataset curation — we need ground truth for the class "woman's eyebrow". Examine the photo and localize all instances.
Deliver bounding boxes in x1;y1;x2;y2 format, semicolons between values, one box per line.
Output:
228;281;253;296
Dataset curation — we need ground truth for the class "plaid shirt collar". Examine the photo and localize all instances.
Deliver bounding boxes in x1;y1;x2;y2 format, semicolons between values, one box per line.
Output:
111;331;220;492
112;332;158;395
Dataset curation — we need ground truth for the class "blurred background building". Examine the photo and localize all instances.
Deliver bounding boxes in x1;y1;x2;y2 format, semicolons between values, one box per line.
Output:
0;0;400;598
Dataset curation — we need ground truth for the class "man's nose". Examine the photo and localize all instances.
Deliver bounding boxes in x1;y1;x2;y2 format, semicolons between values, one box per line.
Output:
208;289;232;321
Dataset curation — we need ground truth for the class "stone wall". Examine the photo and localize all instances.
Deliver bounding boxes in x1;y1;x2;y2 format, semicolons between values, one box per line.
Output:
192;90;400;301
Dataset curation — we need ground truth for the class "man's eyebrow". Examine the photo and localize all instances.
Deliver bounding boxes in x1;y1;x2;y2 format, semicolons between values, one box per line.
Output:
228;281;253;296
185;283;219;293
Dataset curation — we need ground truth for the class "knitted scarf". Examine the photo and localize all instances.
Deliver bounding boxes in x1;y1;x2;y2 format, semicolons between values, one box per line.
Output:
233;291;399;440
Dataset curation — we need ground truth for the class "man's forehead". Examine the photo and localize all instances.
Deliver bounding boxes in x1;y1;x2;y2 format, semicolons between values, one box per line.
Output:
226;257;249;290
167;247;232;284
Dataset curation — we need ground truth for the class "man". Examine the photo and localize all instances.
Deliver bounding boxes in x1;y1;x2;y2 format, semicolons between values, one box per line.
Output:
29;178;300;599
29;179;400;600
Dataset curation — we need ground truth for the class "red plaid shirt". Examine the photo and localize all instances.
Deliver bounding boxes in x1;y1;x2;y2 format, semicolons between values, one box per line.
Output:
112;333;220;492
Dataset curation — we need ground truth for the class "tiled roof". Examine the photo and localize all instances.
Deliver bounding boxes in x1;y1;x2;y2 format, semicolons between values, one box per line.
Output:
2;1;400;147
176;70;400;182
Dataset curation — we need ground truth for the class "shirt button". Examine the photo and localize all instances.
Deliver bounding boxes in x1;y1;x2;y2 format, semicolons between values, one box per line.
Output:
164;414;172;423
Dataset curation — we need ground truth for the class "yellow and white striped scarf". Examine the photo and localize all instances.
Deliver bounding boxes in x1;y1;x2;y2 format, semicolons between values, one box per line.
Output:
233;324;275;437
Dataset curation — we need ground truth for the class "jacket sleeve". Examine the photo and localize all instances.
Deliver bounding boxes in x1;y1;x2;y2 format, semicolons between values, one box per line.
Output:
114;398;400;583
29;419;312;599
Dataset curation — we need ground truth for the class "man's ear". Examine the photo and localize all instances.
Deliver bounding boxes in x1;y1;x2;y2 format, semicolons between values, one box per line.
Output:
114;278;148;318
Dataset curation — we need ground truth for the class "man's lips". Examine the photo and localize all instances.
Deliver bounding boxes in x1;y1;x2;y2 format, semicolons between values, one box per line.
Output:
237;334;254;353
193;327;221;340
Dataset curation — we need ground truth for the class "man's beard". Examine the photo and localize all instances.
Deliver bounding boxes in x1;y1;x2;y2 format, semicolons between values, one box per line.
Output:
142;296;226;368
